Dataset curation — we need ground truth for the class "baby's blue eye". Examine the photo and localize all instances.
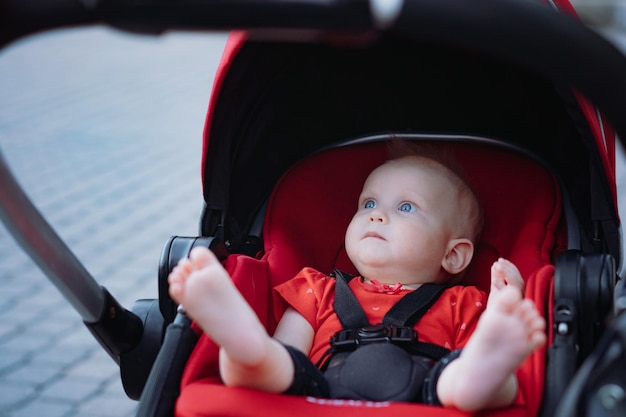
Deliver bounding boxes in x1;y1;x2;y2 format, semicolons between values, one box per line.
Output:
398;202;416;212
364;200;376;209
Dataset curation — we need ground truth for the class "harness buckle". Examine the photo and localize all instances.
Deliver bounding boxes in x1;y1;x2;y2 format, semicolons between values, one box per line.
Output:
330;324;417;351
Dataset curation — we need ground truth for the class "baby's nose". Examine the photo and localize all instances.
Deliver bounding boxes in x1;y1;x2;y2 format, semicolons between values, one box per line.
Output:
369;210;386;223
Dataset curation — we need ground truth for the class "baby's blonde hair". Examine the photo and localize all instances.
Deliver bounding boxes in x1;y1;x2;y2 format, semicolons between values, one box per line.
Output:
386;139;484;245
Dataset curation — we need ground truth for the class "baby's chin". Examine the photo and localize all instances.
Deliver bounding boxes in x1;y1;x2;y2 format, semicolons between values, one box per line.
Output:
351;261;400;282
350;261;377;277
354;259;447;285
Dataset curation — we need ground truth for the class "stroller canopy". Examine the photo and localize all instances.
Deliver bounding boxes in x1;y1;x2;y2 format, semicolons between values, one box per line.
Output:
200;27;622;266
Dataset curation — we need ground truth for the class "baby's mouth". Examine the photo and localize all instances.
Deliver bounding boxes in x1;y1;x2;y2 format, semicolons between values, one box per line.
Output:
363;231;385;240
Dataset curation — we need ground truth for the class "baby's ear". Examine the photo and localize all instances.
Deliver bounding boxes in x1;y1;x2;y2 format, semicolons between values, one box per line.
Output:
442;238;474;275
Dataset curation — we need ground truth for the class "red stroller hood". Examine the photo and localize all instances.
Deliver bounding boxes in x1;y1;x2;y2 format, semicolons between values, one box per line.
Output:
201;0;618;207
204;30;618;197
199;6;622;266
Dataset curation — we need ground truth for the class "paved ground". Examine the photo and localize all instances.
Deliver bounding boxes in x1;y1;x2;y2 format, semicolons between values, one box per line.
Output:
0;27;226;417
0;18;626;417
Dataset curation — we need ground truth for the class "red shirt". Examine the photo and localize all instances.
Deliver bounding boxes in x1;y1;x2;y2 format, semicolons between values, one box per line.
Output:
274;267;487;365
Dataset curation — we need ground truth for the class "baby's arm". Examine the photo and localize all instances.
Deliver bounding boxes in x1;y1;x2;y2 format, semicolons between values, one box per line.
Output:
168;246;314;393
274;307;315;354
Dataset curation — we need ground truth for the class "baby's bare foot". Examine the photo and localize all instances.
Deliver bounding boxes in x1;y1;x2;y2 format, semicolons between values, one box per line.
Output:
439;286;546;411
490;258;525;298
168;246;223;312
168;247;269;365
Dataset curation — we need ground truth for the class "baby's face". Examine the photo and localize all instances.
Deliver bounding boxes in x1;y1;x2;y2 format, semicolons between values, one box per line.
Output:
345;156;465;284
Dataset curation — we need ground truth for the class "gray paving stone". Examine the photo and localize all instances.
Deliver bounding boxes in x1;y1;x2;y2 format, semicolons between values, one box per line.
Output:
7;400;74;417
27;317;77;337
1;332;59;355
0;383;36;410
0;322;19;340
0;27;226;417
77;392;137;417
0;348;28;374
28;345;91;369
39;375;101;403
2;363;59;387
64;351;118;381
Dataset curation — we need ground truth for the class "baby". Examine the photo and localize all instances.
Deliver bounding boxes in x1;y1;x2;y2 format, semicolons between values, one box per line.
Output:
168;147;546;411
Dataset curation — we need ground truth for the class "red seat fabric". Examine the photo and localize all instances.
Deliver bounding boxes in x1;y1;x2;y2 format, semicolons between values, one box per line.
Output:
177;140;563;417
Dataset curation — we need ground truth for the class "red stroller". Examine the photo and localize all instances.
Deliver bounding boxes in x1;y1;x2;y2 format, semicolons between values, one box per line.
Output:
1;0;626;417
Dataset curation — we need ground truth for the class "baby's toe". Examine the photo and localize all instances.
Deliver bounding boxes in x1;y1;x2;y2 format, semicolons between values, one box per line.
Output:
189;246;217;269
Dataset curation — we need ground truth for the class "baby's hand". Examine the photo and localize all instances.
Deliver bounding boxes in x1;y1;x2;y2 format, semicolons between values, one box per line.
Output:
490;258;525;296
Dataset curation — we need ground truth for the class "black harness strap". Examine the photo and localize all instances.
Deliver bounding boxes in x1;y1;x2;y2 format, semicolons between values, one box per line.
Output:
332;269;447;328
383;281;447;328
330;269;451;361
332;270;370;329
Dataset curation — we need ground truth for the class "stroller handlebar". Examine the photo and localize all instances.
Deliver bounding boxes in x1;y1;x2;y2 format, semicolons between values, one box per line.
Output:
0;0;374;45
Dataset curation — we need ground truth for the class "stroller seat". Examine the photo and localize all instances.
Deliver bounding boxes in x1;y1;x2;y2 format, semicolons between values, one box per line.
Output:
175;138;563;417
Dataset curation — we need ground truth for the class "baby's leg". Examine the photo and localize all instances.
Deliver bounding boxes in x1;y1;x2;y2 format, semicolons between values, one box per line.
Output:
168;247;293;392
436;286;546;411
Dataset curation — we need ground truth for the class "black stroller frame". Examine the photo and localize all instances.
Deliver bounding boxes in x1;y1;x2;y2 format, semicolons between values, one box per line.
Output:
2;1;626;417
